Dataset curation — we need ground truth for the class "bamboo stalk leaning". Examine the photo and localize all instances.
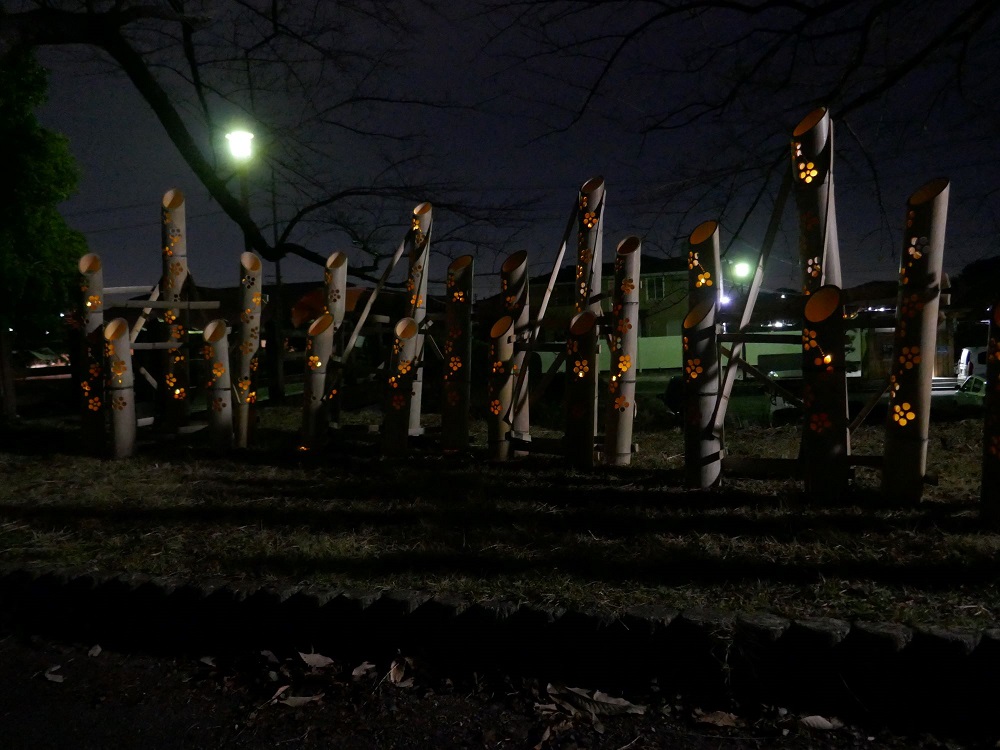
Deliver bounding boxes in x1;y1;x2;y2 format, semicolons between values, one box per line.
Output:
160;188;189;432
234;251;263;448
202;319;233;448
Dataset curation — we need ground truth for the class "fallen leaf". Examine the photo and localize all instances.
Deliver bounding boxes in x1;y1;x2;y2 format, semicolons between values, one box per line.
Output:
260;650;279;664
696;710;739;727
800;715;834;730
278;693;324;708
267;685;290;704
199;656;216;667
299;651;334;670
352;661;376;678
546;684;646;717
592;690;646;716
389;658;409;685
44;665;64;683
88;645;102;658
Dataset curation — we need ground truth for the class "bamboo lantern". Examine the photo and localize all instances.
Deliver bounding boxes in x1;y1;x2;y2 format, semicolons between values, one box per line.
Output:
487;316;515;461
501;250;531;448
160;188;190;431
383;317;419;456
202;320;233;447
982;302;1000;517
301;313;335;450
403;202;432;436
882;178;950;503
791;107;842;295
683;298;722;489
234;251;263;448
78;253;106;450
800;286;850;498
605;236;641;466
684;221;723;488
324;251;348;427
575;177;605;315
104;318;136;458
442;254;474;451
566;311;599;469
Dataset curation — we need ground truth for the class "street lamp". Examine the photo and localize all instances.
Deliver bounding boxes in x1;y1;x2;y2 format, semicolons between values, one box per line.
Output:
732;261;752;280
226;129;254;250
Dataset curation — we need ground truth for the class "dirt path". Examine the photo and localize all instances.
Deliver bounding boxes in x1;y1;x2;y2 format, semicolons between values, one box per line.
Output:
0;628;971;750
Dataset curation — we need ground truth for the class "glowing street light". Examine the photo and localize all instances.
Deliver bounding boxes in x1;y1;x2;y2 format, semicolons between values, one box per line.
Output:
732;260;752;279
225;130;254;161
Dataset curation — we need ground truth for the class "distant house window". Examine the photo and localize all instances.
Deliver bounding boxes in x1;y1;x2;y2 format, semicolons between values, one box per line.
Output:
645;276;666;301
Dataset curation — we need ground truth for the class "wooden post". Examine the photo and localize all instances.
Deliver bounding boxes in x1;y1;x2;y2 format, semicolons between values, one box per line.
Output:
202;320;233;448
684;220;723;489
982;302;1000;518
404;202;432;436
104;318;136;458
442;254;474;451
301;313;335;450
566;311;598;470
234;251;263;448
383;317;419;457
882;178;950;503
501;250;531;449
791;107;842;294
605;236;641;466
160;188;189;432
78;253;106;452
800;285;850;498
488;316;515;461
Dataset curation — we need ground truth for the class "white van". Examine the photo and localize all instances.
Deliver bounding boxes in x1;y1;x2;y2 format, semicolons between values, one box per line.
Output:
956;347;988;380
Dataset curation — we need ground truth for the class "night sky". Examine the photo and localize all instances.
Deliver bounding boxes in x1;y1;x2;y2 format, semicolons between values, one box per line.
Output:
32;2;1000;303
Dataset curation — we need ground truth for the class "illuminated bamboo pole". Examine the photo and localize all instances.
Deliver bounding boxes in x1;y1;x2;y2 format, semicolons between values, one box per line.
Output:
684;220;723;488
575;177;605;434
383;317;420;456
160;188;189;431
403;202;432;436
104;318;136;458
442;254;474;451
982;302;1000;518
234;251;263;448
301;313;335;450
882;178;950;503
565;311;599;470
800;286;850;498
78;253;106;450
605;236;641;466
501;250;530;448
202;319;233;448
324;251;348;427
791;107;842;295
487;316;515;461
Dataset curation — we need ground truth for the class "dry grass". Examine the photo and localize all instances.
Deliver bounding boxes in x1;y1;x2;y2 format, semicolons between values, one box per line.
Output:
0;408;995;628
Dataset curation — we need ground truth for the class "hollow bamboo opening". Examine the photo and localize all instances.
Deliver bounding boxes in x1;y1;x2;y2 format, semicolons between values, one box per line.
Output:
502;249;528;273
683;299;715;330
413;202;432;216
793;107;828;137
581;176;605;194
104;318;128;341
162;189;185;209
240;252;262;273
309;313;335;337
326;252;347;270
449;255;474;272
490;316;513;339
689;220;718;246
804;285;842;323
395;317;419;340
204;320;228;343
909;177;950;206
569;311;597;336
79;254;102;274
617;236;641;255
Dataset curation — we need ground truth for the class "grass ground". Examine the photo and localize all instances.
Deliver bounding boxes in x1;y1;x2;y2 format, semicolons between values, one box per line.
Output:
0;402;993;629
